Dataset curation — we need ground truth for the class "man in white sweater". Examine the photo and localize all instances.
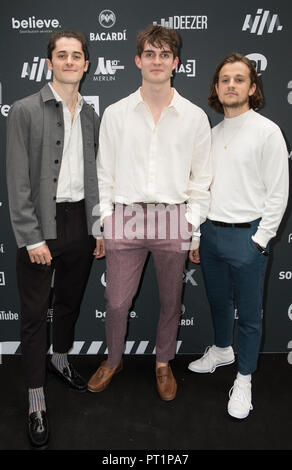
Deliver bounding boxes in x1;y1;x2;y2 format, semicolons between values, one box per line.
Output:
188;53;289;419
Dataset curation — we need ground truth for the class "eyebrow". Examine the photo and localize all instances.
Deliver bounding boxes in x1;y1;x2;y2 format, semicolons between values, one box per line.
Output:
220;73;246;78
56;50;82;55
143;49;172;54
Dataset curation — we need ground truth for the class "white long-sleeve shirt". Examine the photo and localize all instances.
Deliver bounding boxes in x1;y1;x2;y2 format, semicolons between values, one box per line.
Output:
208;109;289;247
97;88;212;236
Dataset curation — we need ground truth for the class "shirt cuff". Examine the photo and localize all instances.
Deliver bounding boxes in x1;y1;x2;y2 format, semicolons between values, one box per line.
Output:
251;231;268;249
26;241;46;251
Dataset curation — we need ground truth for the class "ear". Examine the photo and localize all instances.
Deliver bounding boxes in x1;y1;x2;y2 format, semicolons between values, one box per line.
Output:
135;55;142;70
172;56;179;70
46;58;53;71
84;60;89;72
249;82;256;96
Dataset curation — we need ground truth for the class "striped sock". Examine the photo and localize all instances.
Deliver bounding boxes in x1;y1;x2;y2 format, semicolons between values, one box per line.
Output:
51;352;69;373
28;387;46;414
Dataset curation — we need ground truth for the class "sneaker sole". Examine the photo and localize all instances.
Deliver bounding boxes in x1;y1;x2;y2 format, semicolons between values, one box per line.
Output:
228;408;251;420
188;358;235;373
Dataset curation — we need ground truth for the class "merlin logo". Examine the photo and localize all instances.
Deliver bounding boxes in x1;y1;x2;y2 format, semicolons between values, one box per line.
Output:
242;9;283;35
93;58;125;81
175;59;196;78
21;57;52;82
0;83;11;117
83;96;100;115
99;10;116;28
153;15;207;30
245;53;267;75
288;81;292;105
0;272;5;286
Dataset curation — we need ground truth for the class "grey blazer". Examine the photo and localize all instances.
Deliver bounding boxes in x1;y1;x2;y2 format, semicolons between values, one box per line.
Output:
6;84;100;248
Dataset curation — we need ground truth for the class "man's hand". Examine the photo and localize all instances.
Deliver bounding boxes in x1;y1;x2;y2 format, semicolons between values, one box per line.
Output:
28;244;52;265
189;239;200;264
94;238;105;258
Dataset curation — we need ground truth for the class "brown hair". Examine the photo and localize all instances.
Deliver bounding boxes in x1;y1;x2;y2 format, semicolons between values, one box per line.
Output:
208;52;264;113
136;25;180;58
47;30;89;61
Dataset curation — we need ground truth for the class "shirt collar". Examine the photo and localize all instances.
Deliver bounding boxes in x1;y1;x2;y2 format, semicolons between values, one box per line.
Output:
131;87;182;114
48;82;83;108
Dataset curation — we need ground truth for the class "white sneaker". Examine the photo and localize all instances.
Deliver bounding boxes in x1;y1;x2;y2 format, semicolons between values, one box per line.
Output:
228;378;253;419
188;345;235;373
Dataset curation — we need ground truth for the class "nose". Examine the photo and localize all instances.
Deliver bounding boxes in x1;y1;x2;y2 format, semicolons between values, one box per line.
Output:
66;54;74;65
228;79;236;88
153;53;162;64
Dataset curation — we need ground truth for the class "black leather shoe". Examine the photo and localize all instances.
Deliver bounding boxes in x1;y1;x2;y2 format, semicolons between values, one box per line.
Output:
48;361;87;391
28;411;49;449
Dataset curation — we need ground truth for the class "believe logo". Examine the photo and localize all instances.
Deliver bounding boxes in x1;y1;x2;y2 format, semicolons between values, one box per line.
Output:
12;16;61;32
21;57;52;82
242;9;283;35
0;83;11;118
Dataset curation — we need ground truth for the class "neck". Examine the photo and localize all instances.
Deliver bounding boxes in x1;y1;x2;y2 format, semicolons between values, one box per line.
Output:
223;103;251;119
51;80;80;110
140;81;173;110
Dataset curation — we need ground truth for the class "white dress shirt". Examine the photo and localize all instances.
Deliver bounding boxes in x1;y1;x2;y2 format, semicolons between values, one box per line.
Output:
208;109;289;247
97;88;211;238
27;83;84;250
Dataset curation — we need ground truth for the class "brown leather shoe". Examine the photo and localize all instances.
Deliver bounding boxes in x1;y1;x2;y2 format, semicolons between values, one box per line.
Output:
156;364;177;401
87;360;122;392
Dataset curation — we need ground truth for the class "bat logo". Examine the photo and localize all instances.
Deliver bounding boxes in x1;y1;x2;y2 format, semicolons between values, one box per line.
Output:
99;10;116;28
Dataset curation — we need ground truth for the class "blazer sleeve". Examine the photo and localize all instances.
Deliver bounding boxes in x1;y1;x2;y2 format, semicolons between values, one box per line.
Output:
6;101;44;248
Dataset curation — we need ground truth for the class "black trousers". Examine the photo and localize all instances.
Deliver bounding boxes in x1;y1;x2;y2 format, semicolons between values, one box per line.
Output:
16;200;95;388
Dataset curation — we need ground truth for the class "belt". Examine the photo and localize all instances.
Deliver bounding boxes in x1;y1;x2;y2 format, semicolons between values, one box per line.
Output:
211;220;251;228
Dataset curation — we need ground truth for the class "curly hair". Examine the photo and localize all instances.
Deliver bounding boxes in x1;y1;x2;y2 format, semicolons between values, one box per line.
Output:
208;52;264;113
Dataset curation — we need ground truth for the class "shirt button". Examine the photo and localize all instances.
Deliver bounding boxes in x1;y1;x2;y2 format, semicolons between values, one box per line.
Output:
55;103;59;108
53;178;57;182
54;160;59;164
53;196;56;201
56;140;61;145
57;122;62;127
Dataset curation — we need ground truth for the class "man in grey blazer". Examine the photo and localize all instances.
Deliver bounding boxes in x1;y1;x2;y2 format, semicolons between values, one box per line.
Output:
6;30;103;448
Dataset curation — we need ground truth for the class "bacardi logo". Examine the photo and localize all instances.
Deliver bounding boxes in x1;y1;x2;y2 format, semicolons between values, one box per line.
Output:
21;57;52;82
242;9;283;35
99;10;116;28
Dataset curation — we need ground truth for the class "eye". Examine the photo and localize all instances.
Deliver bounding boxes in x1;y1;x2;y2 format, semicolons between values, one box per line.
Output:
161;53;170;59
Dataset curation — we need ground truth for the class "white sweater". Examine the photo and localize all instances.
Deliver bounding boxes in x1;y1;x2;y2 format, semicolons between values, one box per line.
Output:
208;109;289;247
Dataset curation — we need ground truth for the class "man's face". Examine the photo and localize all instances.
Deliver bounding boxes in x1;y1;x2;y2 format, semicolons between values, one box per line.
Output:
46;37;88;86
135;41;178;85
215;61;256;111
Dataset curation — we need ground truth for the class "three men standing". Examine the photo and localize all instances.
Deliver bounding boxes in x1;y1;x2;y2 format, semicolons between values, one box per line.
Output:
188;53;289;419
6;31;102;448
88;25;212;400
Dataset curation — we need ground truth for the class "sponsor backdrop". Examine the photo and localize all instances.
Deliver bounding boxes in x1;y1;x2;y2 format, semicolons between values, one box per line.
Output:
0;0;291;358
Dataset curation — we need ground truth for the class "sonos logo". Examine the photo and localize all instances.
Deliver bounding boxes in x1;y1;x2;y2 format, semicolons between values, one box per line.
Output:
279;271;292;280
245;53;267;75
21;57;52;82
98;10;116;28
242;9;283;35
